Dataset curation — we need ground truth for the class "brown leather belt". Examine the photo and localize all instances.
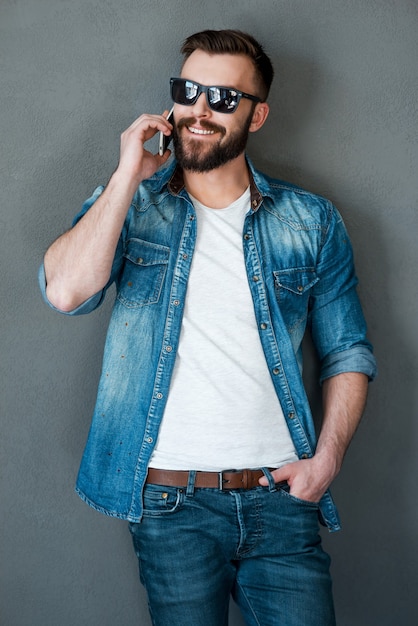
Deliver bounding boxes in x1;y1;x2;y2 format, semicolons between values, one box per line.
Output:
146;468;274;490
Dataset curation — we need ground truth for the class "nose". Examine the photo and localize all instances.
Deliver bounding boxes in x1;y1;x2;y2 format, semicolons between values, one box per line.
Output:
189;92;211;118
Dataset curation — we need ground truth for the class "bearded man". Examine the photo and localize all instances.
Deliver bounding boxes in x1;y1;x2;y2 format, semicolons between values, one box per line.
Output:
40;29;376;626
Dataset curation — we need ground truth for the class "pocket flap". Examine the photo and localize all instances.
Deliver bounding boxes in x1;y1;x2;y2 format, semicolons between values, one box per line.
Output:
273;268;319;295
124;238;170;267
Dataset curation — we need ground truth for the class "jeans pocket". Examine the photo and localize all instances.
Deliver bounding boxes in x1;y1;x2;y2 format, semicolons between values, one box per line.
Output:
141;483;185;517
279;484;320;508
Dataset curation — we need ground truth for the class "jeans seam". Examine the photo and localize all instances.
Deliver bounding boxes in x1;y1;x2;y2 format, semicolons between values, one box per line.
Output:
235;579;262;626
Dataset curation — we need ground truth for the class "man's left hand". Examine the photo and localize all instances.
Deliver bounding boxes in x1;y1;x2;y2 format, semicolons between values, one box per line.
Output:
258;455;338;503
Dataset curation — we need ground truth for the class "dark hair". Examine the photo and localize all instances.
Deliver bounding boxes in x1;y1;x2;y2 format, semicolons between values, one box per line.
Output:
180;29;274;101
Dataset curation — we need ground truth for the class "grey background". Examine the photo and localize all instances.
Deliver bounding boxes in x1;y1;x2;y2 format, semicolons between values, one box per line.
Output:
1;1;417;624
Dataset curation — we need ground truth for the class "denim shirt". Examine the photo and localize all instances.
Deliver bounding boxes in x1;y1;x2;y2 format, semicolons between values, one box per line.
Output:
39;157;376;531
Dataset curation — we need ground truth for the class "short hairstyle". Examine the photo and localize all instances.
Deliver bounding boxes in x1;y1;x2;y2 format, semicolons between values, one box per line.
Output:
180;29;274;101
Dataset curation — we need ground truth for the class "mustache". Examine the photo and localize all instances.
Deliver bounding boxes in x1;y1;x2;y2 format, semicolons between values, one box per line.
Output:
176;117;226;136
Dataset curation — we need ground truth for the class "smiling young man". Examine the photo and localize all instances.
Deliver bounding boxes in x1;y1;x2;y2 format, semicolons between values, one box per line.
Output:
40;30;376;625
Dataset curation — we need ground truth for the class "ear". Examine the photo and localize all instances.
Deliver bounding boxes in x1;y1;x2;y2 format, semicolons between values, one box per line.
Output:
249;102;270;133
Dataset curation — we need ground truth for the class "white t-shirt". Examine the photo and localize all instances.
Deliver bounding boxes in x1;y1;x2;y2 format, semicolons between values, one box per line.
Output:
149;188;298;471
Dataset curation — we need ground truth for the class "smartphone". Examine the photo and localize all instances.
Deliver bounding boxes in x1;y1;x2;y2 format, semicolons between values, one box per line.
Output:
158;106;174;156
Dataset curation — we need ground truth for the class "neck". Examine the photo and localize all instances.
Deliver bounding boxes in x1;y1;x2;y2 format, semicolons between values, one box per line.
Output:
183;153;250;209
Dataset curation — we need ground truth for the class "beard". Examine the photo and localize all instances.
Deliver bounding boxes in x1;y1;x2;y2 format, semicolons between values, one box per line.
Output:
172;109;254;173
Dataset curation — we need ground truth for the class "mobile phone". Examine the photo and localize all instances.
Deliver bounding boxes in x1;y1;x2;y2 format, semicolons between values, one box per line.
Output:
158;106;174;156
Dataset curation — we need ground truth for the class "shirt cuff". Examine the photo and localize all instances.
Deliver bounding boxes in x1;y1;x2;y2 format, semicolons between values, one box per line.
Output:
320;346;377;383
38;263;104;315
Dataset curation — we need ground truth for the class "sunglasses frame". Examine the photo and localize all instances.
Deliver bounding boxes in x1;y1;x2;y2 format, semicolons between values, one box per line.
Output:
170;77;261;113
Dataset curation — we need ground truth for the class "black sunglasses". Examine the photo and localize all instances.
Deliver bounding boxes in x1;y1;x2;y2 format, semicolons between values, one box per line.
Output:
170;78;261;114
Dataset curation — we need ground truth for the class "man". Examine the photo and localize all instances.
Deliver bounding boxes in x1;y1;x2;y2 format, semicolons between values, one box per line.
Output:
40;29;376;625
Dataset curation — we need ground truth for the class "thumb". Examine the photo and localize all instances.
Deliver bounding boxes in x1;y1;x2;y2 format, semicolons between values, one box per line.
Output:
258;465;291;487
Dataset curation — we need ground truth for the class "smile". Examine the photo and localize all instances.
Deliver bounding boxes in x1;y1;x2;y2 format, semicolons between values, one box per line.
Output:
187;126;216;135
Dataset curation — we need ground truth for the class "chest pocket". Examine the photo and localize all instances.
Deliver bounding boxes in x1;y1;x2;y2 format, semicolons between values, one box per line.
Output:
273;268;319;332
117;238;170;308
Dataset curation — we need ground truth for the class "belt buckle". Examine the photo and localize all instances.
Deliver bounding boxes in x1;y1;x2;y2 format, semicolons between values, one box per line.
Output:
218;471;225;490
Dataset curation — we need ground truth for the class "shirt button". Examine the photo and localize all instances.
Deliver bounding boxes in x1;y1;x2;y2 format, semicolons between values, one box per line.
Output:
173;300;180;306
244;233;250;240
253;276;260;282
301;453;309;459
288;412;295;419
260;323;268;330
272;367;280;375
166;345;173;352
156;393;163;399
137;257;144;264
146;437;153;443
182;253;188;260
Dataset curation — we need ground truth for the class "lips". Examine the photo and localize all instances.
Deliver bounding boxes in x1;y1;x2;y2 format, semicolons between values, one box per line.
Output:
177;117;226;137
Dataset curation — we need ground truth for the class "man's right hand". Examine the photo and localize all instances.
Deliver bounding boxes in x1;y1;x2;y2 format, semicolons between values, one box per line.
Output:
116;111;173;186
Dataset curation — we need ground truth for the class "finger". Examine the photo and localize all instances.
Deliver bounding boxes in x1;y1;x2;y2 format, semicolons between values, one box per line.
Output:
156;148;172;164
258;466;290;486
161;110;174;135
125;114;172;138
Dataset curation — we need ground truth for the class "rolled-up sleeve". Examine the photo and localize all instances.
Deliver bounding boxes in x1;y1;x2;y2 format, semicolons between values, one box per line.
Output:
38;263;106;315
309;205;377;383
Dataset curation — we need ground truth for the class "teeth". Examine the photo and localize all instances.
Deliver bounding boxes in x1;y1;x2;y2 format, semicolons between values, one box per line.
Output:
188;127;215;135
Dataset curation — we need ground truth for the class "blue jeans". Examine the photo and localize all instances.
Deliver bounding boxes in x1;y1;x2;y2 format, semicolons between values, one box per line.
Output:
129;470;335;625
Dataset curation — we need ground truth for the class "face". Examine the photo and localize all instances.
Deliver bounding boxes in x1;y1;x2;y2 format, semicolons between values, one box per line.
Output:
172;50;262;173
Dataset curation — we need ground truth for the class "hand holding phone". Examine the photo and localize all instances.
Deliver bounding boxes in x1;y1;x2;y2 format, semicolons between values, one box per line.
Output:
158;107;174;156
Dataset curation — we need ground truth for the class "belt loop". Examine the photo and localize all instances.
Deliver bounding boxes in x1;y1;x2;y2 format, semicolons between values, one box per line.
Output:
186;470;196;496
261;467;276;492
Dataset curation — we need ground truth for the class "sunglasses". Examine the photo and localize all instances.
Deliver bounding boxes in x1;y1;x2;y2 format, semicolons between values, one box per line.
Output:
170;77;261;114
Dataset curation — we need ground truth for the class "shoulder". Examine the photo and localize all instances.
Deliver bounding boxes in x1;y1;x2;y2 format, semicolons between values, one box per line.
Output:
252;166;336;232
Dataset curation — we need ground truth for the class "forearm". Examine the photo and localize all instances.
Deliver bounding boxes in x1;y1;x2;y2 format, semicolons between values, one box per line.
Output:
315;371;369;477
260;371;369;501
44;170;137;312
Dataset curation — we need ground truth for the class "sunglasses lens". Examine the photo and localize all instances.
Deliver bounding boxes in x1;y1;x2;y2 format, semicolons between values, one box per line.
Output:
183;80;198;103
171;79;197;105
208;87;239;113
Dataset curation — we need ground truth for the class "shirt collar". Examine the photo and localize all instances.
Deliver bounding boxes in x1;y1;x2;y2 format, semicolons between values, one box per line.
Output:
161;156;268;212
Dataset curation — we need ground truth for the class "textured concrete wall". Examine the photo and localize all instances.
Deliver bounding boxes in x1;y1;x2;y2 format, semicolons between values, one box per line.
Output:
1;1;417;624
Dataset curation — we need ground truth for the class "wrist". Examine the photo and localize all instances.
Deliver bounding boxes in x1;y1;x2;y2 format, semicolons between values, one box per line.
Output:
312;447;341;482
110;167;143;195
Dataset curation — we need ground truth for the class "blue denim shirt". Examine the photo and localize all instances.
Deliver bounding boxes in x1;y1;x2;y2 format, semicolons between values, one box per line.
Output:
40;157;376;531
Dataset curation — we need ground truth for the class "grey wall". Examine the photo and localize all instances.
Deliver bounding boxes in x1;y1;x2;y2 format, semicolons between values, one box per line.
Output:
1;1;417;624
